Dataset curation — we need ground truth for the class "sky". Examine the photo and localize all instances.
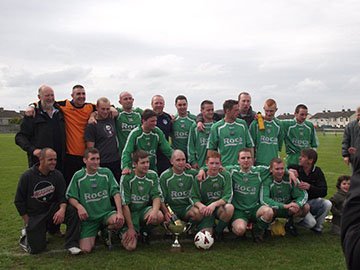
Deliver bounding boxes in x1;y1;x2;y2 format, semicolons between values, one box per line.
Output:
0;0;359;115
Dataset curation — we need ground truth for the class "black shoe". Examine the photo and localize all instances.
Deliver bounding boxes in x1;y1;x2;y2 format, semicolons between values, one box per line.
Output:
263;229;271;239
100;228;113;250
48;230;65;238
285;220;299;237
214;231;224;242
140;230;150;244
253;234;264;243
310;228;322;235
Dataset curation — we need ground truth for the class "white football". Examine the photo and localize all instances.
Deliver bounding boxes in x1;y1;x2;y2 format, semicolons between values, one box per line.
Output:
194;230;214;250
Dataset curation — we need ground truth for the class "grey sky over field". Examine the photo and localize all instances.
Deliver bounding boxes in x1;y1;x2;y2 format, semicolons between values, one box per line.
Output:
0;0;359;115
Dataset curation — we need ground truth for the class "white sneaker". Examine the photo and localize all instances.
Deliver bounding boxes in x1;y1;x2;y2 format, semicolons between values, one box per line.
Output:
68;247;81;255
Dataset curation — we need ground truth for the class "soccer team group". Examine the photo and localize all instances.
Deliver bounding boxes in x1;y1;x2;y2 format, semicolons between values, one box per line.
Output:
14;84;337;255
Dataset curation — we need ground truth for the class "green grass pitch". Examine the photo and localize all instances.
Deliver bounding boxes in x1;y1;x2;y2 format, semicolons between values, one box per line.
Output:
0;133;349;269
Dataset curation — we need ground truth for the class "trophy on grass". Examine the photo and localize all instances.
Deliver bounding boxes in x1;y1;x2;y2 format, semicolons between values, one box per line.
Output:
163;204;191;252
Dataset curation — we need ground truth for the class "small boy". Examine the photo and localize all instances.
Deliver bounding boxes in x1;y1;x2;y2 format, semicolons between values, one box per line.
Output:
330;175;350;235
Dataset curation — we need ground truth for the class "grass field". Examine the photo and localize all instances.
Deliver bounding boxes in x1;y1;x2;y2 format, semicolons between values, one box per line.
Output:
0;133;350;269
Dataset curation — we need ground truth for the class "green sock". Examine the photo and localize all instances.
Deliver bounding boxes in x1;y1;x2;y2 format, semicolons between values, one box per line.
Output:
254;217;269;234
215;220;228;234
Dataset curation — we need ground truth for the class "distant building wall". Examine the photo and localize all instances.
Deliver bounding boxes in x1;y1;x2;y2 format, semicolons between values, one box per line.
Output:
0;124;20;133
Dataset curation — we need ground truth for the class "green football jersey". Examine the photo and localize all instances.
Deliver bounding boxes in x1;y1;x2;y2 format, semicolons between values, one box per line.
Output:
159;168;197;208
260;176;308;209
229;165;271;211
121;126;173;171
120;170;161;212
191;171;232;206
249;119;283;166
115;107;143;155
66;167;120;221
282;119;318;166
207;119;254;166
187;122;213;168
171;113;196;155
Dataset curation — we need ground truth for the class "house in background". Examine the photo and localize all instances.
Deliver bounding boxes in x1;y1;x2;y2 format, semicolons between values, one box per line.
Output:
0;107;23;125
0;107;23;133
309;109;355;128
276;113;312;120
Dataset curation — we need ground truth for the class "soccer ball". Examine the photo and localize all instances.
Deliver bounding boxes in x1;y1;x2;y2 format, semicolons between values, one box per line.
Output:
194;230;214;250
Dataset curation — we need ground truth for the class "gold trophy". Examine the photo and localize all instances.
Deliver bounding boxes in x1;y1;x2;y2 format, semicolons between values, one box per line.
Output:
163;205;191;252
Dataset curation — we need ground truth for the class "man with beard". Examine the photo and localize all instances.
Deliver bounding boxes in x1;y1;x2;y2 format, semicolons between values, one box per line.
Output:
16;85;66;173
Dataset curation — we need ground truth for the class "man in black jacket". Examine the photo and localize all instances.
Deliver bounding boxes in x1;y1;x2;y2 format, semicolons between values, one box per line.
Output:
289;148;332;233
342;150;360;269
342;106;360;172
151;94;172;175
15;85;66;173
14;148;80;254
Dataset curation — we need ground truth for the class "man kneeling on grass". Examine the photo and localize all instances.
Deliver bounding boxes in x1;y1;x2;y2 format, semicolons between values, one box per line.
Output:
66;147;124;253
160;150;203;227
14;148;81;255
261;158;310;236
120;150;164;251
228;148;274;242
191;150;234;241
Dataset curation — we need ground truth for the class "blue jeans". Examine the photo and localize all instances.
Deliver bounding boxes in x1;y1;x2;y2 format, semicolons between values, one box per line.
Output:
299;198;332;232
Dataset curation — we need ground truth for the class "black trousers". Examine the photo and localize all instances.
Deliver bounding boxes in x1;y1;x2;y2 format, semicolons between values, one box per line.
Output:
26;204;80;254
101;159;121;183
64;154;84;186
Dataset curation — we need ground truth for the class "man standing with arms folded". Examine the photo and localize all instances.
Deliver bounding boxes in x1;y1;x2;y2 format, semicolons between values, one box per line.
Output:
188;100;215;169
121;109;173;174
14;148;80;255
207;99;254;167
120;150;164;250
85;97;121;181
66;147;124;253
249;98;283;166
282;104;318;166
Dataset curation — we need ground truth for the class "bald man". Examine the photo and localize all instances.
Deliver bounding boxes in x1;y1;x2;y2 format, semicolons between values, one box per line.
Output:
160;150;202;223
16;85;66;173
151;95;173;174
115;91;143;159
14;148;80;254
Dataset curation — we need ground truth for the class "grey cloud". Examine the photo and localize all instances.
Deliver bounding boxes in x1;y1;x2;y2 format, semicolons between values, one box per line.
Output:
2;66;92;87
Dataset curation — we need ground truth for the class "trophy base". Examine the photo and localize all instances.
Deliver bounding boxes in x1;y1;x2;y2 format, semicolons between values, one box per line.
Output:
170;245;184;252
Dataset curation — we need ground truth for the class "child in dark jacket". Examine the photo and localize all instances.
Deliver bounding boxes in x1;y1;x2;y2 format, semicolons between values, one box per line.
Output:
330;175;350;235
